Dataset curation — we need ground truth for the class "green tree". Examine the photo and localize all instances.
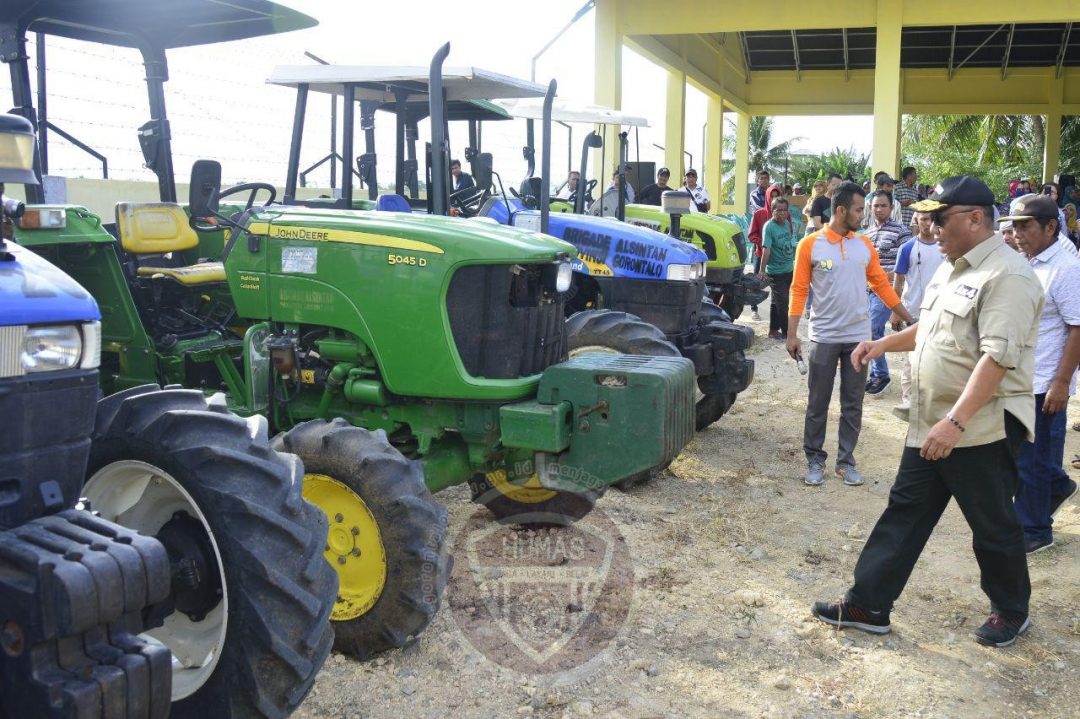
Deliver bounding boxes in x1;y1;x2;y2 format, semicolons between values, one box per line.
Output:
718;116;804;203
790;147;872;188
901;115;1080;197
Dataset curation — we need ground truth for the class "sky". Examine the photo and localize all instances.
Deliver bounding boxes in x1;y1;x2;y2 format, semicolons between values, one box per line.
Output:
0;0;873;189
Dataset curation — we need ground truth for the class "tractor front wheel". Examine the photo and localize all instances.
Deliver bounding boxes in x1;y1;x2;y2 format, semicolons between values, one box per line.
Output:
273;419;450;660
696;299;742;429
470;468;601;527
85;386;336;719
565;310;681;491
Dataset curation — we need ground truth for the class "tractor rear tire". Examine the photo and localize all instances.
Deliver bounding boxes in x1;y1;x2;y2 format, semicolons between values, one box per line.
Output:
273;419;449;660
718;295;744;322
565;310;681;491
85;386;336;719
695;299;742;430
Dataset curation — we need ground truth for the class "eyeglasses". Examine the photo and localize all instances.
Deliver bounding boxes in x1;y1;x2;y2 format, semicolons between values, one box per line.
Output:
930;208;978;227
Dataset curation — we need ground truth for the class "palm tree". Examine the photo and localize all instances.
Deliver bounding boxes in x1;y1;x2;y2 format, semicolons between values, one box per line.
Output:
791;147;871;188
721;116;802;175
717;116;804;201
902;115;1080;196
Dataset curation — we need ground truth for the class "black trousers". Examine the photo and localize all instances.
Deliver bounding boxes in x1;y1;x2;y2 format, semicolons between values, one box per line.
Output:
847;413;1030;617
766;271;792;335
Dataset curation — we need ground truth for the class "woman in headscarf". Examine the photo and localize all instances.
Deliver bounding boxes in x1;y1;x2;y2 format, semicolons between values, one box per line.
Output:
746;184;784;321
1064;203;1079;248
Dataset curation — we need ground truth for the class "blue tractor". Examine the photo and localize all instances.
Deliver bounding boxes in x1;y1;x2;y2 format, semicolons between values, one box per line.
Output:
0;113;335;718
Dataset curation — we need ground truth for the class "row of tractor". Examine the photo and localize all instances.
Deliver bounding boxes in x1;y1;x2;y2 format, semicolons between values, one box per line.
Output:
0;1;763;717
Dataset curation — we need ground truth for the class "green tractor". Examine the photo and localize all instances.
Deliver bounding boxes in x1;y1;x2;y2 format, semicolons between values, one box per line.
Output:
8;2;696;660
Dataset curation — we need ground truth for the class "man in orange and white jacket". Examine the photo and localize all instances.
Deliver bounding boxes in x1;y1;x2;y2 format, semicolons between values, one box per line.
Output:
786;181;915;487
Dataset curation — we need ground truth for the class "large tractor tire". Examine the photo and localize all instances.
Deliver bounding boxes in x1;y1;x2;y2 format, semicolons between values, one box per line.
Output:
696;299;740;430
84;386;336;719
469;467;603;527
565;310;681;491
272;419;449;660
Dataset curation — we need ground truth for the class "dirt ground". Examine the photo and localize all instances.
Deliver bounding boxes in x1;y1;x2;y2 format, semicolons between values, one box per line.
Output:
297;301;1079;719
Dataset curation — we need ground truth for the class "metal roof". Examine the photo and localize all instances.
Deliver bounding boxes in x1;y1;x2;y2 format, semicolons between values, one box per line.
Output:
11;0;317;50
267;65;548;102
737;22;1079;77
493;98;649;127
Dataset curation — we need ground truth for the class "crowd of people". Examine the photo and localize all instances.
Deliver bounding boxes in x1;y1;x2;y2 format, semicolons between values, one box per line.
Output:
755;170;1079;649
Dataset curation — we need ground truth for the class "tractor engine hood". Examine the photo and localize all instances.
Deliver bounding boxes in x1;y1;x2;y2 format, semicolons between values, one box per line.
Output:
483;198;707;280
251;206;576;263
0;242;100;325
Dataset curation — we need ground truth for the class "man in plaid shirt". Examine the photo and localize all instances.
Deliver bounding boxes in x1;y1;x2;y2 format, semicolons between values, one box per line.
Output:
894;167;920;227
864;190;912;395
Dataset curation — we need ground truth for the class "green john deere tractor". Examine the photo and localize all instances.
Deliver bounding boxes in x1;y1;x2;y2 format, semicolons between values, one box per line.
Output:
8;3;696;660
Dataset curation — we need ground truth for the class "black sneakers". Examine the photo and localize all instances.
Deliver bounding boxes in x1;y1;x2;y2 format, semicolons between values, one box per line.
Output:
1050;479;1078;518
1025;537;1055;555
974;612;1030;648
865;376;892;396
810;599;891;634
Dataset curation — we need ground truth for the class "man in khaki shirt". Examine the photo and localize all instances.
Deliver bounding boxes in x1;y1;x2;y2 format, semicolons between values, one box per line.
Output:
809;177;1044;649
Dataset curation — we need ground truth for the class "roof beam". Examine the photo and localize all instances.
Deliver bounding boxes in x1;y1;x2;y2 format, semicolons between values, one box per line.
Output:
953;24;1005;74
1000;24;1015;80
946;26;957;79
790;30;801;81
738;31;753;83
1055;22;1073;79
842;28;849;81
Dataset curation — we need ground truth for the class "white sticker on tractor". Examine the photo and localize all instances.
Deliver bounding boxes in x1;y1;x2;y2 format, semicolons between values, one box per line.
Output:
281;246;318;274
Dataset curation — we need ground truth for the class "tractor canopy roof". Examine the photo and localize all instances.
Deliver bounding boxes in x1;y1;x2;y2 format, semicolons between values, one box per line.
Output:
9;0;317;50
267;65;547;103
493;98;649;127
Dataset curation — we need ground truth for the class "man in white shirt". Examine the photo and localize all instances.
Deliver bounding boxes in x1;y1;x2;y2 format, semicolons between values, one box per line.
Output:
556;171;580;201
890;211;947;411
681;168;710;213
1001;194;1080;554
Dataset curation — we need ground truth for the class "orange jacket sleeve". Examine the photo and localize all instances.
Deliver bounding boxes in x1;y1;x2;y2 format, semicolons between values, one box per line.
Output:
861;236;902;307
788;233;815;316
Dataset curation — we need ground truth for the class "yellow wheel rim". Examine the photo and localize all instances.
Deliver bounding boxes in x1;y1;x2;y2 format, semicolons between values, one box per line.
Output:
486;468;557;504
302;473;387;622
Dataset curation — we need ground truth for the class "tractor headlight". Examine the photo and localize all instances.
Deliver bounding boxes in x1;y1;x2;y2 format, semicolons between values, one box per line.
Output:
81;321;101;369
693;262;705;280
21;324;82;373
666;263;693;282
555;261;573;292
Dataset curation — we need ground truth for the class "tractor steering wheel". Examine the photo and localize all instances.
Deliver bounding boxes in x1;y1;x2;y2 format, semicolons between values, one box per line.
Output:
449;185;487;217
217;182;277;211
583;178;598;205
190;182;277;234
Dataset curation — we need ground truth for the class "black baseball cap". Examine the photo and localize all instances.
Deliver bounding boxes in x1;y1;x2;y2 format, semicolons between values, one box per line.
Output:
657;167;670;176
684;168;698;177
999;194;1059;223
911;176;996;212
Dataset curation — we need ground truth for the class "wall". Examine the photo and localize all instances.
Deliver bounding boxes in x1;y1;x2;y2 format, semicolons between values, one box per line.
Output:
4;177;336;219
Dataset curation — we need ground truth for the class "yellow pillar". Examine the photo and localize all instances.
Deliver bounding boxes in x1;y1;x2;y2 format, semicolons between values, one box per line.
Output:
1044;113;1062;184
705;95;724;203
1044;71;1065;184
870;0;902;175
593;0;622;180
734;110;750;212
665;68;686;179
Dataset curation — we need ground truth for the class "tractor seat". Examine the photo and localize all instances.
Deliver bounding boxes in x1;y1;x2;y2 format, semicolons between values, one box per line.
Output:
375;193;412;213
116;202;225;286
